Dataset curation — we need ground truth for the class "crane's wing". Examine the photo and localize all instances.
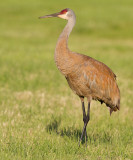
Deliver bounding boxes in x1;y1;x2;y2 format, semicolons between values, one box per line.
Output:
80;55;120;111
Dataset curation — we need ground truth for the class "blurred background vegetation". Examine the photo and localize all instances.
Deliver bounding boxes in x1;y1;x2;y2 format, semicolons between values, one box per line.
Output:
0;0;133;159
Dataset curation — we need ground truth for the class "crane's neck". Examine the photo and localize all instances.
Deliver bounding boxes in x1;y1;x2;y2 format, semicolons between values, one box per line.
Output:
55;18;76;52
59;18;76;41
54;18;76;75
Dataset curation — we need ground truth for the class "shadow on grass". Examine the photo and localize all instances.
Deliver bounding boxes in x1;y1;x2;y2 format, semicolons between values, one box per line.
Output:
60;127;113;144
60;127;82;141
46;116;113;144
46;116;86;144
46;116;61;134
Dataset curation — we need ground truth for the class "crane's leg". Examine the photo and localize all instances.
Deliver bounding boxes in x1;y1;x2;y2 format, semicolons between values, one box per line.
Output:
79;100;90;146
79;97;87;145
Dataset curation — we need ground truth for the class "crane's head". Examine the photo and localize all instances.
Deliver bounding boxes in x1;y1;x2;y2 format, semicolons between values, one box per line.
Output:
39;8;76;21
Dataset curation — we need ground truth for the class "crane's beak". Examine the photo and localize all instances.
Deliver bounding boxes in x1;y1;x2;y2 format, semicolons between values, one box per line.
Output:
39;12;60;19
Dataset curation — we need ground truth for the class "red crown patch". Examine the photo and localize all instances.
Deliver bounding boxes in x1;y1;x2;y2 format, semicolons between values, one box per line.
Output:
60;9;68;14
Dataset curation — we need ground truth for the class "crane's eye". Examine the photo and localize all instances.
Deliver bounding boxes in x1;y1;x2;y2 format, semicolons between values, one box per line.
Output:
60;9;68;14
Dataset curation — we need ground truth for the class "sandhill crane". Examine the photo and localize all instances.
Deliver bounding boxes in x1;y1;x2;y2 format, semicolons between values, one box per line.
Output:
39;8;120;145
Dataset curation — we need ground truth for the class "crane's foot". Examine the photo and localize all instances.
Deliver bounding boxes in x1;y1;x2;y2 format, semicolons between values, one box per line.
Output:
79;123;87;146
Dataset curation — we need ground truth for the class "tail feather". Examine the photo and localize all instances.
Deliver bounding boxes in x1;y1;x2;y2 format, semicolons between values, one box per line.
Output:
109;101;120;116
116;99;120;110
109;108;113;116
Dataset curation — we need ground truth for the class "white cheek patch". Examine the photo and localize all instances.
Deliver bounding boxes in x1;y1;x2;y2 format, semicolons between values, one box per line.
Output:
58;13;68;20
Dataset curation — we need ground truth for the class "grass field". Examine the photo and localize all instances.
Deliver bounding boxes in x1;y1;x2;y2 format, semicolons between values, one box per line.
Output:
0;0;133;159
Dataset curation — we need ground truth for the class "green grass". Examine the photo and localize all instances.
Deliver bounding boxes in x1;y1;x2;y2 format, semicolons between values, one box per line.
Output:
0;0;133;159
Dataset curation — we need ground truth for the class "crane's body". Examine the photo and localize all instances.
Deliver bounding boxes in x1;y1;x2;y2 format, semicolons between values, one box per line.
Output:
55;30;120;112
39;8;120;145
